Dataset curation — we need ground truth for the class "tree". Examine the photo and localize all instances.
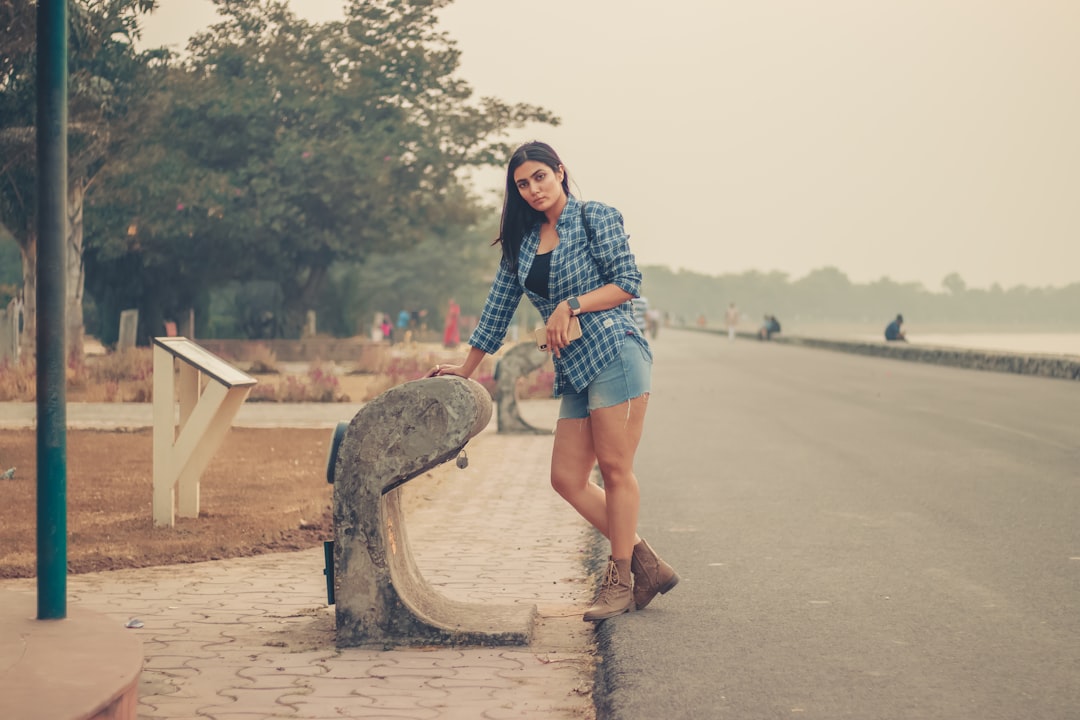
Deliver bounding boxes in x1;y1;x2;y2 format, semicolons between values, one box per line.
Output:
941;272;966;295
0;0;164;356
792;266;853;321
89;0;557;338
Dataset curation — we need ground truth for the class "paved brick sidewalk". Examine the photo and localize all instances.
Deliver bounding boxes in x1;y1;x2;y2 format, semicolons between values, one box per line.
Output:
0;401;600;719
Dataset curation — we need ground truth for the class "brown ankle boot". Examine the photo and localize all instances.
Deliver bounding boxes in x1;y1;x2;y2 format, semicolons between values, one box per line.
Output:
631;538;680;610
583;557;634;622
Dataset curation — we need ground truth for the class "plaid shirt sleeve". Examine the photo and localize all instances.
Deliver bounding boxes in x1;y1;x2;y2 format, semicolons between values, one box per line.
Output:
468;258;523;355
582;202;642;297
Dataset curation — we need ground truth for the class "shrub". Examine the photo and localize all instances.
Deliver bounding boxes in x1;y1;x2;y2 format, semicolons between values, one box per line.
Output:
306;362;345;402
518;369;555;399
0;349;156;402
84;348;154;402
88;348;153;384
0;357;35;401
247;343;279;374
0;341;520;405
247;382;280;403
246;362;348;403
380;354;435;388
278;375;311;403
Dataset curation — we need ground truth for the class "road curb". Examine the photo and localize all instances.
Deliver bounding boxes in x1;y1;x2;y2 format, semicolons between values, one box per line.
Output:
695;328;1080;382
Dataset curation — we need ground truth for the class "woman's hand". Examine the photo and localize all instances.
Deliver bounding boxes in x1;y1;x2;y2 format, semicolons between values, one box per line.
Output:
545;302;576;358
427;363;467;378
426;346;486;379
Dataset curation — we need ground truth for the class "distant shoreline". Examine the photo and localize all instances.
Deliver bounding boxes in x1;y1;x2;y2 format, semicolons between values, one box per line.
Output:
706;322;1080;358
696;327;1080;382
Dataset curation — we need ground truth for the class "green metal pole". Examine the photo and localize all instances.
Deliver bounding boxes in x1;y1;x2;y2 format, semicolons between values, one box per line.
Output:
36;0;68;620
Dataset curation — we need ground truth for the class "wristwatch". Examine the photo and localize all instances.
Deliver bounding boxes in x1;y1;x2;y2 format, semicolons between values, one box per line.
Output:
567;296;582;316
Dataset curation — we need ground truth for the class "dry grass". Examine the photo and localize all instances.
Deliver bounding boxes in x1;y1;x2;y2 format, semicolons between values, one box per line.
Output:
245;343;280;374
0;356;34;402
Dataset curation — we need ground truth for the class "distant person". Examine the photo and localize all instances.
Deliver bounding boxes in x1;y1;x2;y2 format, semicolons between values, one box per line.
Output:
443;298;461;348
380;315;393;343
758;314;781;341
396;308;410;343
885;314;906;342
645;307;661;339
725;302;739;341
631;296;649;334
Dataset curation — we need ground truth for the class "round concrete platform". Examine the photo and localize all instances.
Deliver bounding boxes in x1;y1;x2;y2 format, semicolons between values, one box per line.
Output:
0;590;142;720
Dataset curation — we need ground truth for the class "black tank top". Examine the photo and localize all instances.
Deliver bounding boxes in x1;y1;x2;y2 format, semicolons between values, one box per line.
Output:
525;250;552;298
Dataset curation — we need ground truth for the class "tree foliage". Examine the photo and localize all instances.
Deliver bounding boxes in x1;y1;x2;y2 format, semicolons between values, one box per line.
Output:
0;0;166;352
315;210;504;338
0;0;164;248
86;0;557;340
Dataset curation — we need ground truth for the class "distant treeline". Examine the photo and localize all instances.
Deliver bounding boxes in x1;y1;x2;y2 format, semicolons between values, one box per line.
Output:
639;265;1080;328
10;229;1080;339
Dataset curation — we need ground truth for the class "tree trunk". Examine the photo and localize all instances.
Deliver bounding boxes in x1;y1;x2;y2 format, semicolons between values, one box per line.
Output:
67;179;86;360
287;263;328;338
19;232;36;357
15;180;87;361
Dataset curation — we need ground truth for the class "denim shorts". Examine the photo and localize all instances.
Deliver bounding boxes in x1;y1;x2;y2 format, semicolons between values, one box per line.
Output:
558;336;653;419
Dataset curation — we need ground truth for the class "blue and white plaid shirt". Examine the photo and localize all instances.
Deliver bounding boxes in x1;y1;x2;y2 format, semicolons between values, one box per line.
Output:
469;195;649;395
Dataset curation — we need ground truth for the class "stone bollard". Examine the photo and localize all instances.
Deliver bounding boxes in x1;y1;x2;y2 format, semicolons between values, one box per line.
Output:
494;341;551;434
332;376;536;647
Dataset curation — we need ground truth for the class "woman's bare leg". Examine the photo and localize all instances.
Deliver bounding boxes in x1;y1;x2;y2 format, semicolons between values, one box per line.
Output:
588;393;649;559
551;396;649;554
550;417;609;533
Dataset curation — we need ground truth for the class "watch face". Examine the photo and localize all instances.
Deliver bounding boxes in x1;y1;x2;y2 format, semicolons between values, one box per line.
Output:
568;297;581;311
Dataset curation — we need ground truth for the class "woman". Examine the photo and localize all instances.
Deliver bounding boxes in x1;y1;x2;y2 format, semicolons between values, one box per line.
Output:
429;141;679;621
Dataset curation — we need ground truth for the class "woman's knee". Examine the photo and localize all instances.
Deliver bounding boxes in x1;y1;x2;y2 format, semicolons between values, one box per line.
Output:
550;468;588;498
550;472;570;497
595;461;637;490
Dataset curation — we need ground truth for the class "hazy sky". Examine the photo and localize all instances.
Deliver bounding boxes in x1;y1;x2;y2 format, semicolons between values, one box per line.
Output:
139;1;1080;291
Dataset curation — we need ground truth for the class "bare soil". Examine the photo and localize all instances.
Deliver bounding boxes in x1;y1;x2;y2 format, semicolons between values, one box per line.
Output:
0;345;532;580
0;427;333;578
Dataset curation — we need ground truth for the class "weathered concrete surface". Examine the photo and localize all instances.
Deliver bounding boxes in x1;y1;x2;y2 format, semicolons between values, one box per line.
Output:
494;341;552;434
0;590;142;720
332;376;537;648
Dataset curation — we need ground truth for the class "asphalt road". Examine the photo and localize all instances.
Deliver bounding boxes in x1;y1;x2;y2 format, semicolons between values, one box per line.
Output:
597;328;1080;720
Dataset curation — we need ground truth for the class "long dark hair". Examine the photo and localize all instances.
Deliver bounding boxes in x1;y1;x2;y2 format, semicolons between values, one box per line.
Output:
496;141;571;272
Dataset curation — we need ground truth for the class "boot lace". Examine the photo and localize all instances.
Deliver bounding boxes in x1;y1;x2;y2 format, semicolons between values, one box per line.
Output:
592;560;622;603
